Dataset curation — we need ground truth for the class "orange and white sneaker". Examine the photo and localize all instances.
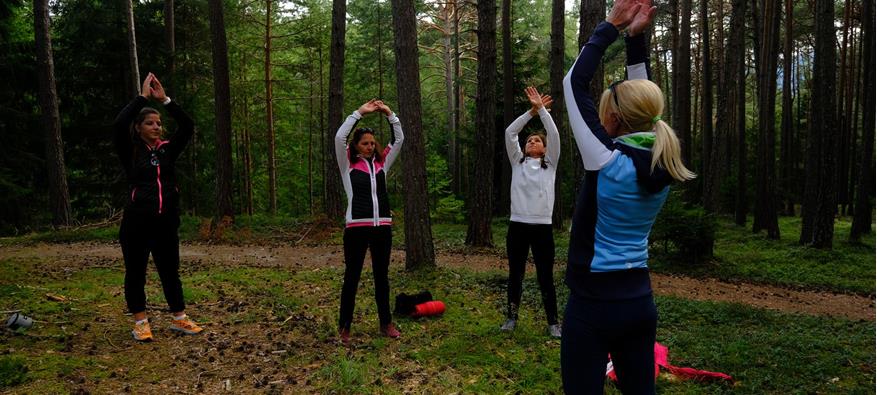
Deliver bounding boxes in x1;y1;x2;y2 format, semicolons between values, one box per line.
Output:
169;315;203;335
132;320;153;342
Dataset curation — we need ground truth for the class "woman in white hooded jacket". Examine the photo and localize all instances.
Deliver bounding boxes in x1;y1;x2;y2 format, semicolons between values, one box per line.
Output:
500;86;562;338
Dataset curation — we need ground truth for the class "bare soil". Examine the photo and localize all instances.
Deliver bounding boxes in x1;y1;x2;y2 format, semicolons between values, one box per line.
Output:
2;241;873;321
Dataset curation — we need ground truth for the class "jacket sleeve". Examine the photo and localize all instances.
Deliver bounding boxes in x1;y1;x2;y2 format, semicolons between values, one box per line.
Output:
112;96;149;172
504;111;530;165
539;107;560;166
163;99;195;160
625;32;651;81
382;113;404;173
563;21;619;171
335;111;362;174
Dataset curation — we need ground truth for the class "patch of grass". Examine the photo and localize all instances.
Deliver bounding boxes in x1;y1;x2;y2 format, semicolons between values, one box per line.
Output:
0;355;28;388
651;216;876;294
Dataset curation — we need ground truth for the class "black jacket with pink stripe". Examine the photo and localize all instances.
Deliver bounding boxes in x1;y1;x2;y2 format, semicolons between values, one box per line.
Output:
112;96;194;216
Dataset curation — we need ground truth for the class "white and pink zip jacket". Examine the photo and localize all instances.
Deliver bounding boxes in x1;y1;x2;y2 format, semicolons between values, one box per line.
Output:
334;111;404;228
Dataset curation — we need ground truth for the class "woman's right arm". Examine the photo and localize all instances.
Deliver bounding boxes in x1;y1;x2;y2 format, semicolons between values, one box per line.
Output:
334;111;361;174
563;21;620;171
112;95;148;168
505;112;529;165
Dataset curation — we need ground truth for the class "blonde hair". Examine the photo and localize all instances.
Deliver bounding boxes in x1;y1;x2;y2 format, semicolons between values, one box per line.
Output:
598;79;696;182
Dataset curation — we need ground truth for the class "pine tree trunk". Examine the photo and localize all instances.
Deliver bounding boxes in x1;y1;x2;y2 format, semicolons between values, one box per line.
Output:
389;0;437;268
676;0;692;166
325;0;346;219
265;0;278;215
124;0;140;97
733;0;748;226
499;0;513;217
752;0;780;238
466;0;497;247
700;0;715;211
850;0;875;242
835;0;852;214
208;0;234;220
550;0;566;229
445;2;457;198
800;0;837;248
34;0;71;227
780;0;794;216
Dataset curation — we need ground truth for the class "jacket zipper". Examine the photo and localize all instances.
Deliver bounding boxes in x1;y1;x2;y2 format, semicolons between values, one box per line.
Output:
368;158;379;226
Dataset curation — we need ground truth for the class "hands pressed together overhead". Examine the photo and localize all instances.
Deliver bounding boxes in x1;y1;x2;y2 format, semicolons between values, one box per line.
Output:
357;99;393;117
526;86;553;117
606;0;657;36
140;72;168;102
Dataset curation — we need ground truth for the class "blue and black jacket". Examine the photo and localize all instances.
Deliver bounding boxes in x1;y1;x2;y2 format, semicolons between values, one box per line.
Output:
563;21;673;301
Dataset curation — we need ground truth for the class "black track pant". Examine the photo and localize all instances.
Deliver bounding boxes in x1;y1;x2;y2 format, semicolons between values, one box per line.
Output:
561;293;658;394
120;211;185;314
339;225;392;330
506;221;558;324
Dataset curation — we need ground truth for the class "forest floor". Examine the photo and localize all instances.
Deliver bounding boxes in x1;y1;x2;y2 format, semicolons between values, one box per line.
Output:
0;235;874;394
1;241;872;321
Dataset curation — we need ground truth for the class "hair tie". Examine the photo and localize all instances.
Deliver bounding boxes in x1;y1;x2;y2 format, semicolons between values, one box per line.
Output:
651;115;662;124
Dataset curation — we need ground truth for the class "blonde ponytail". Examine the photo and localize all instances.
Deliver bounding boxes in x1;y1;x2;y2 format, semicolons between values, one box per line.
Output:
652;119;696;181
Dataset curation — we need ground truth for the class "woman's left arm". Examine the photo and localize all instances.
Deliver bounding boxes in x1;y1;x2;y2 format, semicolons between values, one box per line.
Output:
382;113;404;172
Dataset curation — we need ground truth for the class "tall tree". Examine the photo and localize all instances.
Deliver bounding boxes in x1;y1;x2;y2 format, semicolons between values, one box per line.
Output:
752;0;780;238
733;0;747;226
390;0;437;269
779;0;794;215
124;0;140;97
674;0;692;166
800;0;837;248
850;0;875;242
324;0;346;219
466;0;497;247
699;0;715;211
164;0;174;85
549;0;565;229
265;0;278;215
499;0;512;215
208;0;234;220
835;0;853;213
33;0;71;226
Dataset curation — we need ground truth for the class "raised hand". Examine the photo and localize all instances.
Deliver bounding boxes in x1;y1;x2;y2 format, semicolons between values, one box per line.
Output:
148;73;168;102
375;100;393;116
606;0;643;31
140;74;152;98
357;99;380;115
526;87;551;116
628;0;657;36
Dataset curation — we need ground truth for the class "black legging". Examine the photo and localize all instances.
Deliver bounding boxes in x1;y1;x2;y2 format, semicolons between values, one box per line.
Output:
339;226;392;330
120;211;185;314
506;221;558;324
561;293;658;394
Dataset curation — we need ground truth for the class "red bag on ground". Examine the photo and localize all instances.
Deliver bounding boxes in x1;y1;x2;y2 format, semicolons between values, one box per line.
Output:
411;301;445;317
606;342;733;383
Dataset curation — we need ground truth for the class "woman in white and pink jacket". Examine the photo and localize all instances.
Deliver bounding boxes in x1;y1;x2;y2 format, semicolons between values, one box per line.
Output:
500;87;562;338
334;99;404;344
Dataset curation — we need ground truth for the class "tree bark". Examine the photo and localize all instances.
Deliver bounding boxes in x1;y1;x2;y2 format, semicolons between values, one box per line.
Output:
800;0;837;248
390;0;437;269
265;0;278;215
734;0;748;226
499;0;513;216
675;0;692;166
466;0;497;247
34;0;71;227
752;0;780;238
124;0;140;97
850;0;875;242
779;0;794;215
578;0;604;202
208;0;234;220
700;0;715;211
550;0;566;229
325;0;347;219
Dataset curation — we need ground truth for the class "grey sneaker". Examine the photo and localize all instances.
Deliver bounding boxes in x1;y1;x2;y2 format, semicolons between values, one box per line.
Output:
548;324;562;338
500;319;517;332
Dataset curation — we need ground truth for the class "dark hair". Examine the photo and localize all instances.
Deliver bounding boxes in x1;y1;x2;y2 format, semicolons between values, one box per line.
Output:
130;107;162;140
349;127;384;164
519;132;548;169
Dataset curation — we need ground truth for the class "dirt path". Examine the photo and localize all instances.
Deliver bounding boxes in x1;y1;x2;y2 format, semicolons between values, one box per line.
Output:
1;241;873;321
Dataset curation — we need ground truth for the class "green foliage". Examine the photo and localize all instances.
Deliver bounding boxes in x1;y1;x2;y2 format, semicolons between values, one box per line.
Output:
0;356;28;388
651;192;717;262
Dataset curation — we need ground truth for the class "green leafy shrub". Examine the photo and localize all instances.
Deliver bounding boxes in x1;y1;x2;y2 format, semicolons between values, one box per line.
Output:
650;192;716;263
